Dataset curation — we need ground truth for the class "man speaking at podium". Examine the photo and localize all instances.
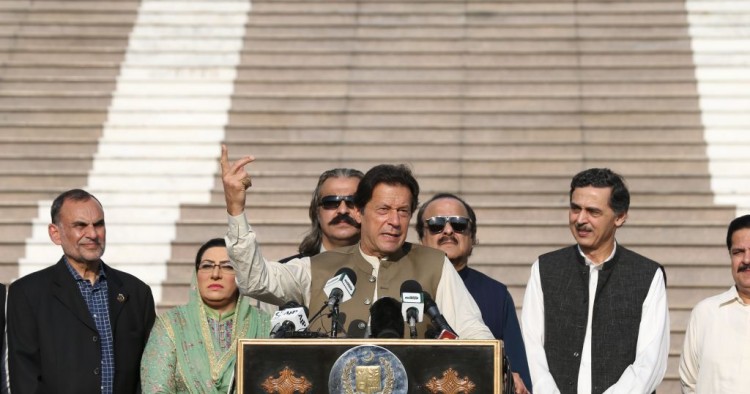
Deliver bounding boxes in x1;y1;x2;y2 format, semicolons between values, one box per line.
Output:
220;145;492;339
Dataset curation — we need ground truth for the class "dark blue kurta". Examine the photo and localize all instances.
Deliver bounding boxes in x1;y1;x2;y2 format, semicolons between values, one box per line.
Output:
459;267;532;391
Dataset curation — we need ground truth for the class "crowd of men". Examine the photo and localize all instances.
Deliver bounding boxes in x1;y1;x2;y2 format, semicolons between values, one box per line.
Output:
0;145;745;394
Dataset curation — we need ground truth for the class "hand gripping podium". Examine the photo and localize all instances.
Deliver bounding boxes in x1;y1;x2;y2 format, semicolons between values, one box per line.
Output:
236;339;505;394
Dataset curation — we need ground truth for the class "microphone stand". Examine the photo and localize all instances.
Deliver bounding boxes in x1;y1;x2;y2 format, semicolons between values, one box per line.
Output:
408;316;418;339
330;302;340;338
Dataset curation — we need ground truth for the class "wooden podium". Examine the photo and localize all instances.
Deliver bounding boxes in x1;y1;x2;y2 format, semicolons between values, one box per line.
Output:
236;339;504;394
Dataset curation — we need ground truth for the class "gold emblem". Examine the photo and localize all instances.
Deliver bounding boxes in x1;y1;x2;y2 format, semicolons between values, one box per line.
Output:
424;368;476;394
261;366;313;394
116;293;126;303
356;365;381;394
342;357;395;394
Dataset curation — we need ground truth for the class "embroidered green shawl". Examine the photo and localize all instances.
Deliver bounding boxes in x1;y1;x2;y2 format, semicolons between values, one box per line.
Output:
143;276;270;393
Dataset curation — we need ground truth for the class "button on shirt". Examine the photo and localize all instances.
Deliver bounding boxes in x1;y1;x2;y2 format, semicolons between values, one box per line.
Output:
65;260;114;394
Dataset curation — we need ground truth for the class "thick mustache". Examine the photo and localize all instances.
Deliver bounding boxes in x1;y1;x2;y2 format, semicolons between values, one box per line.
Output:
739;264;750;273
575;224;591;231
329;214;359;227
438;236;458;245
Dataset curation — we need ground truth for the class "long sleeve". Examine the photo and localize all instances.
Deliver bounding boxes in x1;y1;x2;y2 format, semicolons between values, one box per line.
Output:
7;283;40;394
603;270;669;394
501;288;532;391
521;260;561;394
225;213;312;307
139;318;178;393
435;258;494;339
678;303;701;394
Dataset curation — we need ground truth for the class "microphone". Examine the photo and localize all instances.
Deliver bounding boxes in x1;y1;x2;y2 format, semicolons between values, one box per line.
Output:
422;292;459;339
400;280;425;339
270;301;310;338
324;267;357;308
369;297;404;338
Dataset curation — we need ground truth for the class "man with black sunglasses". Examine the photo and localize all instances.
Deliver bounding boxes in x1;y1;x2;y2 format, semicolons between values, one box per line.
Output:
417;193;531;394
279;168;364;263
219;145;492;339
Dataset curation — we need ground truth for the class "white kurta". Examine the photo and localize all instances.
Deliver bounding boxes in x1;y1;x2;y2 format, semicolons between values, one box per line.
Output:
679;286;750;394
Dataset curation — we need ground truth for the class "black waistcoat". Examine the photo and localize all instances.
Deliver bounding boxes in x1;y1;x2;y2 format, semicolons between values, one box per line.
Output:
538;245;663;394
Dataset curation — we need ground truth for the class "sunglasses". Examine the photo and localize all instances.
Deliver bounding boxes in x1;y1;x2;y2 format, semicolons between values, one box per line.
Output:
425;216;471;234
319;195;356;210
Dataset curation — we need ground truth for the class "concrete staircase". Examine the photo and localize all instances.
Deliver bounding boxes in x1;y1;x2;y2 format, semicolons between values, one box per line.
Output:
3;0;750;391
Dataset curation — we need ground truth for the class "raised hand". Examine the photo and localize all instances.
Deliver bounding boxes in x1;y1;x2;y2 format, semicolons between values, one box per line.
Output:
219;144;255;216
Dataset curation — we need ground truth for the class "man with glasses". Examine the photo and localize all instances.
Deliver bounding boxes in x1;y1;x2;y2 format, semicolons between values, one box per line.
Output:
279;168;364;263
417;193;531;394
521;168;669;394
220;145;492;339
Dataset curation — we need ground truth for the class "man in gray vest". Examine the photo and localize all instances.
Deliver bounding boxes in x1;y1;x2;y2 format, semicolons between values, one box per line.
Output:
219;145;492;339
521;168;669;394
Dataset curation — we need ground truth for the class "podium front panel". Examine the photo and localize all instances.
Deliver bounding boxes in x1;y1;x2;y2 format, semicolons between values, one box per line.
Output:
237;339;502;393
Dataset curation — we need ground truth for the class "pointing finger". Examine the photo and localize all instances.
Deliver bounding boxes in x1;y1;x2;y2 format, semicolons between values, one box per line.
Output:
232;155;256;174
220;144;230;174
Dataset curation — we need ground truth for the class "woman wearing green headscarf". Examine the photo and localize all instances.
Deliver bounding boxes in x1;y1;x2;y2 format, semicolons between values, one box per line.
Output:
140;238;271;393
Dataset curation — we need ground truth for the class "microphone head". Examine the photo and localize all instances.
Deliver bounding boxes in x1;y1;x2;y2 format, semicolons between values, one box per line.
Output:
334;267;357;286
400;279;422;294
422;291;439;315
270;305;310;334
325;267;357;304
369;297;404;339
400;281;425;324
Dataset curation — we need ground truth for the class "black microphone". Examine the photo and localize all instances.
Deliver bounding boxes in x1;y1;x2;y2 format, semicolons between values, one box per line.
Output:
422;292;459;339
324;267;357;308
400;280;425;339
369;297;404;338
270;301;310;338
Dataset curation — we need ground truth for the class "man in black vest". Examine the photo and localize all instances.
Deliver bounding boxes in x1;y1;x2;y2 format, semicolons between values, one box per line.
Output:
521;168;669;394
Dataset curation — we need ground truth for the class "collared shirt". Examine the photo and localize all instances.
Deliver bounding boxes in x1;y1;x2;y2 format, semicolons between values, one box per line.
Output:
521;242;669;394
65;259;114;394
225;213;493;339
679;286;750;394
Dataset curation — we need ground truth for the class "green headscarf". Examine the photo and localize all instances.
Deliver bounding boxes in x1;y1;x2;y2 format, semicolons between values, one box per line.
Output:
159;274;270;393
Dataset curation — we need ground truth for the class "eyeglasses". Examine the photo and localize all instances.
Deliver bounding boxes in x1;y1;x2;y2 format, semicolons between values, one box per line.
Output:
319;195;355;210
197;261;235;274
425;216;471;234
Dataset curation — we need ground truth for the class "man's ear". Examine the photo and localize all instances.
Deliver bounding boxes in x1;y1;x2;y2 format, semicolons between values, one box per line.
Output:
48;223;62;245
614;211;628;228
352;207;362;223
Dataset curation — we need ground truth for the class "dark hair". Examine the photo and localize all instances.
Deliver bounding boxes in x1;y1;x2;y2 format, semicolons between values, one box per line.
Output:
298;168;364;256
570;168;630;214
726;215;750;250
354;164;419;214
50;189;101;224
415;193;477;243
195;238;227;271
